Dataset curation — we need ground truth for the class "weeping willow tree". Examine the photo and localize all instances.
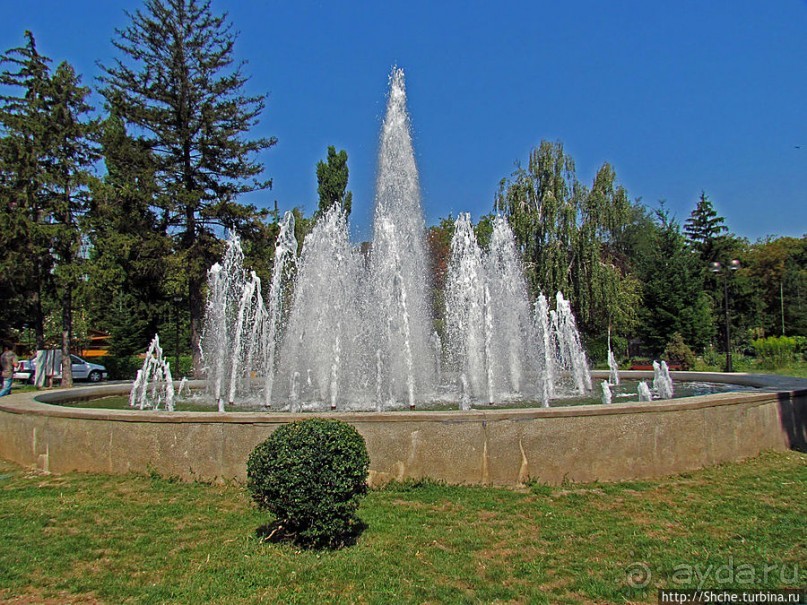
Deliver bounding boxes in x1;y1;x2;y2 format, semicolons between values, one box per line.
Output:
494;140;640;344
495;141;578;297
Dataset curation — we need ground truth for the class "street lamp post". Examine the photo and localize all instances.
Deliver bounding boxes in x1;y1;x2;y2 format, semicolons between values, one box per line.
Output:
173;296;183;376
710;259;741;372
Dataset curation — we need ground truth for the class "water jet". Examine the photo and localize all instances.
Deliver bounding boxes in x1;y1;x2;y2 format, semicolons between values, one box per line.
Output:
199;67;592;412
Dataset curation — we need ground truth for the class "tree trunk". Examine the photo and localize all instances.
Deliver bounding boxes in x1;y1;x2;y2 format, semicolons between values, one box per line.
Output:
183;194;205;377
33;287;45;351
61;284;73;388
189;272;204;377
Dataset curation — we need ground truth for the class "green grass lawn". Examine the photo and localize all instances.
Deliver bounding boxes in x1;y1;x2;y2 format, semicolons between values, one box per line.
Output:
764;362;807;378
687;358;807;377
0;451;804;604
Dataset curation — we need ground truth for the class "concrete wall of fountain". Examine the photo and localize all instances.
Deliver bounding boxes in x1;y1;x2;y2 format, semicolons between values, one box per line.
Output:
1;371;804;486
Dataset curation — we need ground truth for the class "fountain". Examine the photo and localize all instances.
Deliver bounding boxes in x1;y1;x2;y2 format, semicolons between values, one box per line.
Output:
5;70;804;489
197;67;592;411
600;381;612;404
653;360;674;400
607;346;620;386
129;335;175;411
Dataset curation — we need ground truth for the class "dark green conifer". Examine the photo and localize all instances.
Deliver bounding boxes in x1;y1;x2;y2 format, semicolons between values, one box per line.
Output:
99;0;276;369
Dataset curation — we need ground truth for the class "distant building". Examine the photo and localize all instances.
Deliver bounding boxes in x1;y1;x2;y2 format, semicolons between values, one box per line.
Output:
77;329;111;358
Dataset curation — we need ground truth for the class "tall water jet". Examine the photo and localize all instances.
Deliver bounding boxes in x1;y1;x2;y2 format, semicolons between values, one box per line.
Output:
486;216;534;395
368;67;435;407
226;271;263;406
199;234;266;411
201;235;236;410
445;214;488;401
553;292;592;395
277;206;360;409
262;211;298;406
445;214;537;403
533;294;556;406
370;217;420;408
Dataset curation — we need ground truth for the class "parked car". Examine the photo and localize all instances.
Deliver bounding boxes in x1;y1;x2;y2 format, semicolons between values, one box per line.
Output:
13;359;35;384
30;353;108;383
68;354;108;382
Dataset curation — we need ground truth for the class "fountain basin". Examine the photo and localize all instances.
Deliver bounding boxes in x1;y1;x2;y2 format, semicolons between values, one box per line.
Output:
1;371;804;486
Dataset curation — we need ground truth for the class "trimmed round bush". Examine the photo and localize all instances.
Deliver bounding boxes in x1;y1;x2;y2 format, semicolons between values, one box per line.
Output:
247;418;370;549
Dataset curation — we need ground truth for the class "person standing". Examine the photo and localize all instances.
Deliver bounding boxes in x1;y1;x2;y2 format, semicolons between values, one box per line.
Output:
0;343;19;397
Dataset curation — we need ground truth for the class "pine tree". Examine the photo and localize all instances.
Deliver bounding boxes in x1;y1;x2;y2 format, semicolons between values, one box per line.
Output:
316;146;352;216
99;0;276;370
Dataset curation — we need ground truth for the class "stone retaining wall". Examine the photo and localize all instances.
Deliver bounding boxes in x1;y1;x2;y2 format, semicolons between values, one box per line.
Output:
1;372;805;486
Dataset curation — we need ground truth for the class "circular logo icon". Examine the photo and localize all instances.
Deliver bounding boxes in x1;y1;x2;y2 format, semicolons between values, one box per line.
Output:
626;562;652;588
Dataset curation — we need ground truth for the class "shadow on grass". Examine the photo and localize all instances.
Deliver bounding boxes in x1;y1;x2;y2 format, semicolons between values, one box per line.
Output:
255;517;368;550
778;390;807;453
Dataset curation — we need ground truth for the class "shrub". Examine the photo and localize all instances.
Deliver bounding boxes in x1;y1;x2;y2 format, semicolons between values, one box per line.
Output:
662;332;696;370
247;418;370;549
100;353;193;380
698;347;724;370
169;354;194;379
752;336;798;369
99;355;143;380
582;333;628;368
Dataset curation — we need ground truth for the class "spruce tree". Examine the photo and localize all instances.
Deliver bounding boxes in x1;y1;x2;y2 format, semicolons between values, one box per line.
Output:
0;33;97;384
0;31;54;349
684;191;728;262
637;208;715;354
43;61;98;386
99;0;276;370
86;113;171;357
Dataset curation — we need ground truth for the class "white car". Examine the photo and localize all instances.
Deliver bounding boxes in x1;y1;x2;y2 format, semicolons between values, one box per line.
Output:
66;354;108;382
13;359;35;383
30;353;108;383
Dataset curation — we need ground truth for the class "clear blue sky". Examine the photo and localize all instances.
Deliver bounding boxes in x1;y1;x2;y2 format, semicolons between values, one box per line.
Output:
2;0;805;242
